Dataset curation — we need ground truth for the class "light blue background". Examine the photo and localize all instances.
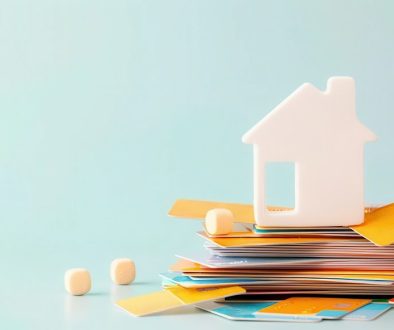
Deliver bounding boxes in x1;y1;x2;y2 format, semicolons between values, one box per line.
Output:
1;1;394;329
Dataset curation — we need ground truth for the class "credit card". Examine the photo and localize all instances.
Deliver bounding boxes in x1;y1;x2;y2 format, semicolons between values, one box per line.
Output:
116;285;245;316
255;297;371;319
196;301;321;322
342;302;392;321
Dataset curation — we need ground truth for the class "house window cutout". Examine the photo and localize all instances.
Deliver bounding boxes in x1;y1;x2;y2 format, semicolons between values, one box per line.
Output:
264;162;295;212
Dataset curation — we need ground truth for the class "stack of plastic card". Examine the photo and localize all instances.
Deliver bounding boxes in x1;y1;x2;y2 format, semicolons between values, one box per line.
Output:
159;212;394;321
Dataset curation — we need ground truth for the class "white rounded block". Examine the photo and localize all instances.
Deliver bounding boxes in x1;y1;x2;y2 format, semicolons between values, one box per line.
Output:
111;258;136;285
64;268;91;296
242;77;376;227
205;208;234;235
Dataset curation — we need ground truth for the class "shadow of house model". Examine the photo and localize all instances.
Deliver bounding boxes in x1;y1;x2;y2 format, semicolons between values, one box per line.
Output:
243;77;376;227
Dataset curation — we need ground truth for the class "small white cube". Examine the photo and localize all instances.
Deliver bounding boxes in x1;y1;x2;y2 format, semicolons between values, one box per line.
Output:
111;258;136;285
64;268;91;296
205;208;234;235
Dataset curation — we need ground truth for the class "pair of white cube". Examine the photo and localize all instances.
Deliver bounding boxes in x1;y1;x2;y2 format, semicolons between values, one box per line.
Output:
65;258;136;296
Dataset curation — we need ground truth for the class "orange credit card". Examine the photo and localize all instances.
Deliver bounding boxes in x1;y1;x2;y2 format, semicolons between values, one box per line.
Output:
255;297;371;319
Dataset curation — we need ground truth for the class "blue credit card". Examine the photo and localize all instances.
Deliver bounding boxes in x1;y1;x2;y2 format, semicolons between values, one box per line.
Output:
160;272;267;288
342;302;392;321
253;226;349;233
196;301;321;322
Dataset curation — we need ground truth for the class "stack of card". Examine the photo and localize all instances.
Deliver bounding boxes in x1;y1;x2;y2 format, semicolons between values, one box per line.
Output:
157;216;394;321
165;201;394;300
116;200;394;320
164;223;394;297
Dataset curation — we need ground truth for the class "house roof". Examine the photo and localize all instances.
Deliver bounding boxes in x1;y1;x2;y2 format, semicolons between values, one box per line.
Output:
242;77;377;145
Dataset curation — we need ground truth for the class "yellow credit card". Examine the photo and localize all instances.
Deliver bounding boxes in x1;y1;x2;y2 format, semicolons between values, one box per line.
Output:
168;199;292;224
256;297;371;319
198;231;350;247
351;203;394;246
116;285;245;317
168;199;256;223
169;199;377;225
170;259;205;272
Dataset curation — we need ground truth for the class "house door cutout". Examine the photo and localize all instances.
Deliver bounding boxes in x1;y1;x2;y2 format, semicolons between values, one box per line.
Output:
265;162;295;210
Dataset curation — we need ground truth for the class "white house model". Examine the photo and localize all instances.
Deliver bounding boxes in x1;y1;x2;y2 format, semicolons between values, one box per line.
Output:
243;77;376;227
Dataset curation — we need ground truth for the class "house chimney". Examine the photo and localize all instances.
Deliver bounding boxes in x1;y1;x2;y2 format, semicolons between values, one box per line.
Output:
326;76;356;118
326;76;355;99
